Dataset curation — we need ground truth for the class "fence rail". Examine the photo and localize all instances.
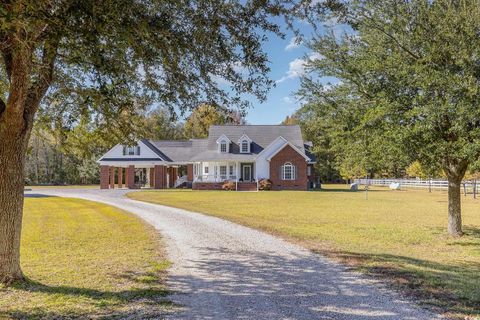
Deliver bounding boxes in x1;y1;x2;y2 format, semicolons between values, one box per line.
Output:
354;178;480;195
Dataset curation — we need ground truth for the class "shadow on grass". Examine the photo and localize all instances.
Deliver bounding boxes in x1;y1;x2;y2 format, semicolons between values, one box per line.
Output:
1;269;174;320
314;249;480;318
10;277;170;300
24;194;58;198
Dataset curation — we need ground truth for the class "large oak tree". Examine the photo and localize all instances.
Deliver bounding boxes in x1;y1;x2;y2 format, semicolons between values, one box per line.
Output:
301;0;480;236
0;0;317;284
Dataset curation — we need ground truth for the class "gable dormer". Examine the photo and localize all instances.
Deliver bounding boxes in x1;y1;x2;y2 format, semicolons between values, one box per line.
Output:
237;134;252;153
216;134;231;153
122;145;141;156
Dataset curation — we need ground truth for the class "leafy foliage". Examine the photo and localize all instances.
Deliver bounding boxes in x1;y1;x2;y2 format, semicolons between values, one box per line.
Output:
300;0;480;234
184;103;245;138
301;0;480;178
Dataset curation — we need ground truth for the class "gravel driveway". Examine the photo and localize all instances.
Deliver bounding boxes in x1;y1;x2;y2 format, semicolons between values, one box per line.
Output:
26;188;441;320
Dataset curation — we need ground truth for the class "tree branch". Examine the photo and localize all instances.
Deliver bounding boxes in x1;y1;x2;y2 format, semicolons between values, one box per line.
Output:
23;39;59;131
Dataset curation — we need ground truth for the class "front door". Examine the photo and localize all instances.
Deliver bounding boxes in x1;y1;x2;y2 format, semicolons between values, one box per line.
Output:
243;165;252;182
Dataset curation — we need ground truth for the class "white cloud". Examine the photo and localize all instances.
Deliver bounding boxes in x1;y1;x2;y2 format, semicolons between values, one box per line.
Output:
276;53;324;83
285;37;302;51
283;96;294;104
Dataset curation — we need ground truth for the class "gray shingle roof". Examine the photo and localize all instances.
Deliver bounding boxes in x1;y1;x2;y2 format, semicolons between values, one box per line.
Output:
149;139;208;162
207;125;305;154
146;125;309;163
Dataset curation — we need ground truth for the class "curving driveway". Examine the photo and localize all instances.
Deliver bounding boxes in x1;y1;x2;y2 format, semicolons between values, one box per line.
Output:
26;188;441;320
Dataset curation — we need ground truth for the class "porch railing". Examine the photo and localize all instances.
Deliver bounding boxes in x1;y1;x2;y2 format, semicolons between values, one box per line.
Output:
194;174;238;183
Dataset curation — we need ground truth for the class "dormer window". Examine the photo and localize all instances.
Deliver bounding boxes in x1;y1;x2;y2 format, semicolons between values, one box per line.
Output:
123;145;140;156
238;134;252;153
241;140;249;153
216;134;231;153
220;141;227;153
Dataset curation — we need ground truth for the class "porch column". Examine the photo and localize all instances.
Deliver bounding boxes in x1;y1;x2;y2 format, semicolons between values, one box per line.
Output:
237;162;241;181
109;167;116;189
153;165;166;189
149;168;155;188
126;165;135;189
117;168;123;188
169;167;178;187
187;164;193;182
100;165;110;189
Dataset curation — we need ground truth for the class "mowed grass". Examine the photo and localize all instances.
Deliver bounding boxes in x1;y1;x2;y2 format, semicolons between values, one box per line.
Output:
129;186;480;319
0;197;173;319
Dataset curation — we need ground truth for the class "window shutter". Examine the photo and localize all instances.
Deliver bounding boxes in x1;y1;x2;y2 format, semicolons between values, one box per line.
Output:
280;165;284;180
136;146;141;155
122;146;126;156
293;165;297;180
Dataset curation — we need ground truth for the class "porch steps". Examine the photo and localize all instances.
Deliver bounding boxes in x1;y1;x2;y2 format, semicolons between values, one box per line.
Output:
237;182;257;191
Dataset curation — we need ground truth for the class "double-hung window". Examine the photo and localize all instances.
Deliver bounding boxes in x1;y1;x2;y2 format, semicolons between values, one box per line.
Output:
220;141;227;153
282;162;295;180
240;140;249;153
220;165;227;180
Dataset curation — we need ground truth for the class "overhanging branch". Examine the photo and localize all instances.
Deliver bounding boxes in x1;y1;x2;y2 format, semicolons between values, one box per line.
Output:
23;39;59;131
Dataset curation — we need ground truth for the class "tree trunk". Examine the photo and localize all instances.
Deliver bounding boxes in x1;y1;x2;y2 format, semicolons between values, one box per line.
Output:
444;160;469;237
0;130;29;284
447;175;463;236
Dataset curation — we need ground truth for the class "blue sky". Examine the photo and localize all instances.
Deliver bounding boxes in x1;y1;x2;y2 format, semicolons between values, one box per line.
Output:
245;22;314;124
179;18;348;124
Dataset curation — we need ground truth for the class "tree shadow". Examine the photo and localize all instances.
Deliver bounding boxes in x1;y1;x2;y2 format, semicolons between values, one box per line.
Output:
1;269;175;320
24;194;58;198
311;249;480;318
164;246;446;319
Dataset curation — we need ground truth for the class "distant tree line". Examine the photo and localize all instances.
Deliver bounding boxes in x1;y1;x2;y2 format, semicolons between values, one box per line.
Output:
26;104;244;185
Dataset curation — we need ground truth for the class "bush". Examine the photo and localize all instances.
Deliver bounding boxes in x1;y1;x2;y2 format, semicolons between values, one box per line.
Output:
222;180;236;191
258;179;272;191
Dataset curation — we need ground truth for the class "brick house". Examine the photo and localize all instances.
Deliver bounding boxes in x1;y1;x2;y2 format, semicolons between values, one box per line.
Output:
98;125;316;191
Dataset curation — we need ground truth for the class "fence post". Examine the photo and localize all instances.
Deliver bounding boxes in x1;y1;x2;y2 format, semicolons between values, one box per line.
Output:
365;176;369;200
463;182;467;197
428;178;432;193
474;180;477;199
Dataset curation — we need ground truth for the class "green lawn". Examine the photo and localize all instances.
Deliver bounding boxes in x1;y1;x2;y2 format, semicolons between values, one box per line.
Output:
0;197;173;319
128;185;480;319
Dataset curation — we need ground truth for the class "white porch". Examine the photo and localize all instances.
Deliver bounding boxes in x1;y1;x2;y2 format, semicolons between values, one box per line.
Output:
193;161;256;183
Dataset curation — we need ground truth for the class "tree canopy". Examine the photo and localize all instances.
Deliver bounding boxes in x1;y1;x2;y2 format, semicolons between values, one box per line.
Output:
0;0;322;284
300;0;480;235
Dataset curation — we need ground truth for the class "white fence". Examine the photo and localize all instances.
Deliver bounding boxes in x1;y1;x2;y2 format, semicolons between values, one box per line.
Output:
354;178;480;195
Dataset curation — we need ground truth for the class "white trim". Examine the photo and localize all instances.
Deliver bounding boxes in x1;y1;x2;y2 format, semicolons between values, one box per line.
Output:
266;141;311;162
216;134;231;144
282;162;296;180
237;134;252;153
242;164;252;181
237;133;252;144
240;140;250;153
219;140;228;153
216;134;231;153
98;140;165;163
254;136;288;159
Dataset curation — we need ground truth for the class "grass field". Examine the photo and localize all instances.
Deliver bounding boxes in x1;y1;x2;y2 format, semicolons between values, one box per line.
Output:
0;196;172;319
129;185;480;319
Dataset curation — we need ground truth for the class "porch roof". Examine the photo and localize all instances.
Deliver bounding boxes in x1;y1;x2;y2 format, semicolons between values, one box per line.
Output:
189;151;255;162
